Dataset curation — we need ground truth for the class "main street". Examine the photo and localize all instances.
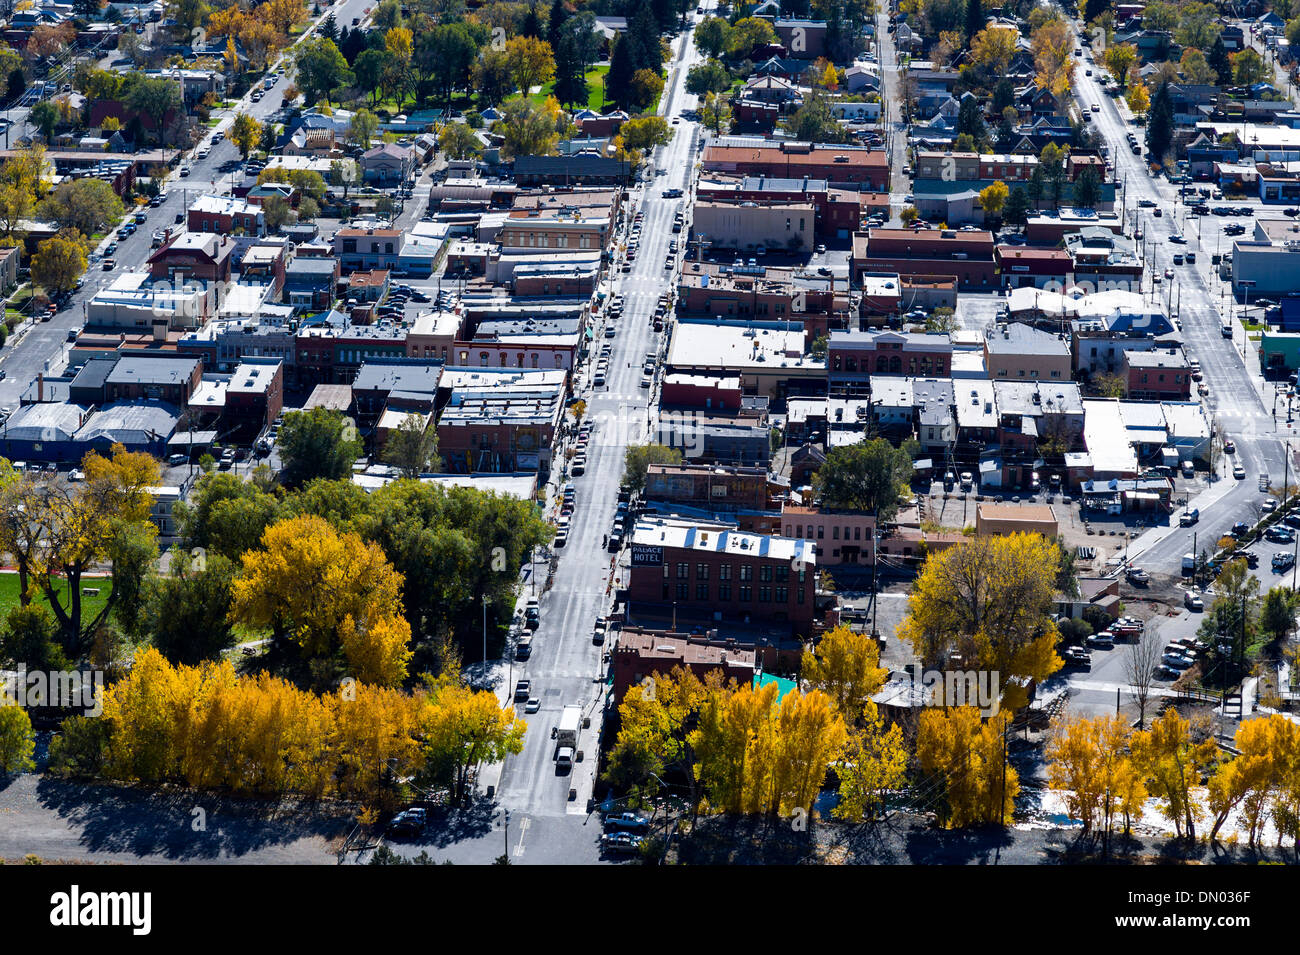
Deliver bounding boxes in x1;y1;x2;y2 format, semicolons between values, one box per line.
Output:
1071;48;1289;576
466;3;716;862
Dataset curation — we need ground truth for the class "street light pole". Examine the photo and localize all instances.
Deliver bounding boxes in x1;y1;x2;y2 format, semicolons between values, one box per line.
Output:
482;594;489;672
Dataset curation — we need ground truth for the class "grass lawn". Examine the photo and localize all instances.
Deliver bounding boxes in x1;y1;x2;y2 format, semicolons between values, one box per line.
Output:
0;571;112;622
535;65;610;111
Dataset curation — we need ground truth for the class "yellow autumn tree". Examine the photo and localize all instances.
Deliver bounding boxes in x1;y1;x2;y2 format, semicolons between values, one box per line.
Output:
230;514;411;687
970;25;1018;76
1129;708;1218;840
1103;43;1138;90
916;706;1018;827
691;681;847;818
1126;82;1150;116
1046;714;1146;840
800;623;888;722
978;180;1009;219
1207;714;1297;845
832;702;908;822
898;532;1063;711
421;681;526;805
1031;14;1074;101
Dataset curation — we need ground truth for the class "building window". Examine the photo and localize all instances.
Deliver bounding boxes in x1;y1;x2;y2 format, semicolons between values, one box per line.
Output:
759;586;771;603
719;564;732;581
676;581;689;600
760;565;772;582
719;582;731;601
696;563;709;580
740;564;752;581
776;586;788;603
739;585;752;602
677;562;689;579
696;582;709;600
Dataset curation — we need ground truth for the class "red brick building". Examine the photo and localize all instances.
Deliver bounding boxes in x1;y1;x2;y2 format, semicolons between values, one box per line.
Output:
626;520;817;634
187;194;266;236
148;233;234;284
701;141;889;191
612;630;757;706
659;372;743;411
1124;348;1192;400
997;245;1074;289
642;463;781;513
852;228;998;290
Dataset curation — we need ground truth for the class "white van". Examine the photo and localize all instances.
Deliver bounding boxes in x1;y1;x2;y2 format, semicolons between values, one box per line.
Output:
556;746;574;771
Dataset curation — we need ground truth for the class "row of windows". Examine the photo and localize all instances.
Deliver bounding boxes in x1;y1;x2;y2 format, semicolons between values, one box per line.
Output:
784;523;869;541
505;232;595;250
994;368;1064;378
669;562;797;582
464;351;566;368
831;355;948;375
668;582;799;604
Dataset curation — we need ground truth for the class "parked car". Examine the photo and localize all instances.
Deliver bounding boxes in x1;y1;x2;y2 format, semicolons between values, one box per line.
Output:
387;808;427;837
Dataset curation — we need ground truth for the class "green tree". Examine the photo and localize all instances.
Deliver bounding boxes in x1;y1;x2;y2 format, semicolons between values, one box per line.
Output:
348;107;380;149
0;603;69;672
262;194;294;231
29;100;59;142
623;443;684;492
277;408;364;489
686;59;730;97
293;37;354;107
694;16;731;59
381;414;441;477
1259;586;1298;644
812;438;914;520
36;178;124;235
784;90;848;144
1003;186;1032;226
1146;81;1174;165
1231;48;1268;87
139;554;238;664
438;122;481;160
124;75;180;145
1072;165;1103;210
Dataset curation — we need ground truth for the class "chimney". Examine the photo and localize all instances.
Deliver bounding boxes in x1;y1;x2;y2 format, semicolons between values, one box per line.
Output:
37;372;43;402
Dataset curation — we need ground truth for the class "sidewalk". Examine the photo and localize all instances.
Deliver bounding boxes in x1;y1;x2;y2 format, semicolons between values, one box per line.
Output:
1124;472;1240;563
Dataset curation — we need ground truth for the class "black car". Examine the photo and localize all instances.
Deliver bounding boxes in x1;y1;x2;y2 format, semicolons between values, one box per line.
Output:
1230;521;1250;538
1245;551;1259;569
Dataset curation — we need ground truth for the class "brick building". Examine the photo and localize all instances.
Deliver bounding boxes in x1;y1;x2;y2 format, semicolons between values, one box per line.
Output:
701;140;888;191
626;519;817;633
852;228;997;290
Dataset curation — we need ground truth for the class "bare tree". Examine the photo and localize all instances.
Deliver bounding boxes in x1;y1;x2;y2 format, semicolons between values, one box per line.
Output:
1126;622;1163;729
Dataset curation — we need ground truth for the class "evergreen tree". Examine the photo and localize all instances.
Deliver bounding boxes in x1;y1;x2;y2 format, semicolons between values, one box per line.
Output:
991;78;1015;114
965;0;983;42
1083;0;1110;22
1003;186;1032;225
630;3;662;74
956;95;986;144
553;32;588;108
606;34;637;108
547;0;571;52
1208;36;1233;87
522;3;543;39
321;12;338;42
1146;81;1174;164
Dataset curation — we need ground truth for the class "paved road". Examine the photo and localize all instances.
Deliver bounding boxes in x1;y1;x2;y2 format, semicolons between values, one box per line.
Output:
483;5;715;856
1071;54;1288;577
